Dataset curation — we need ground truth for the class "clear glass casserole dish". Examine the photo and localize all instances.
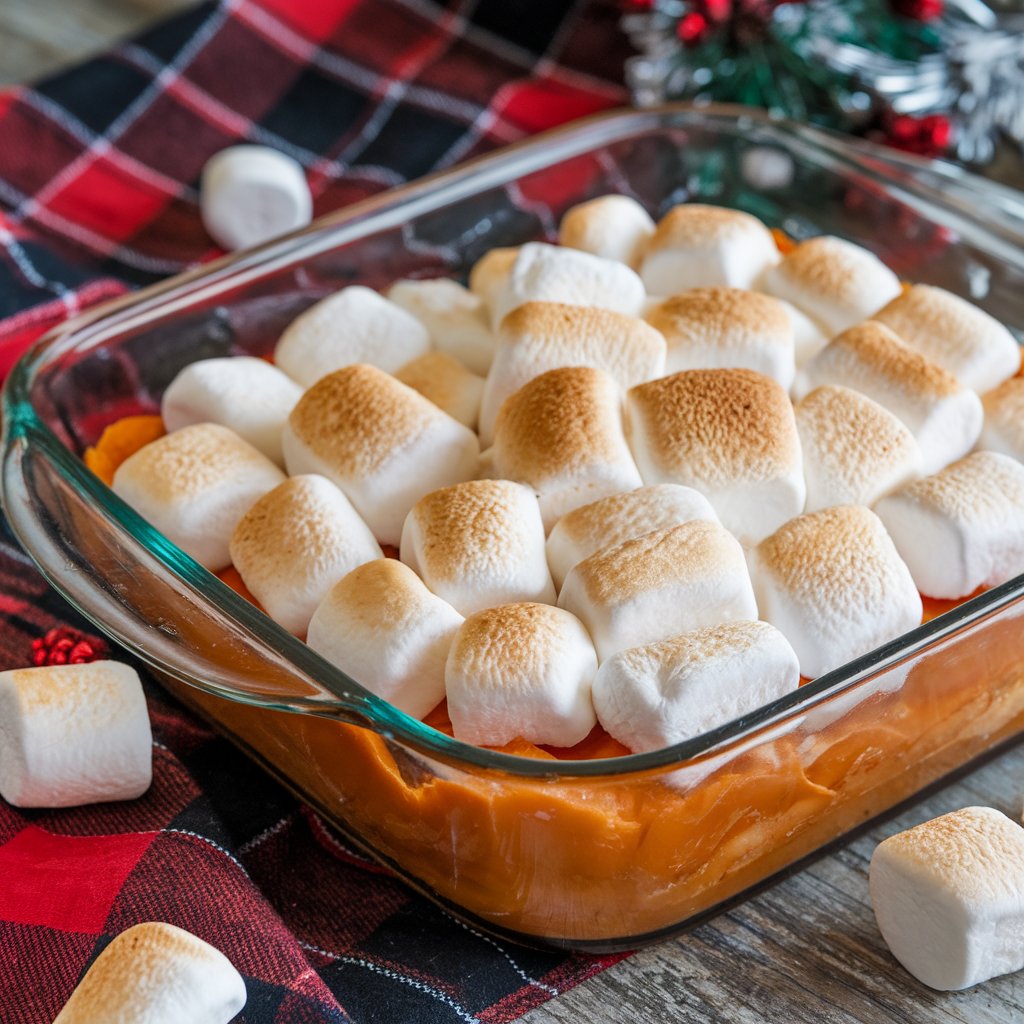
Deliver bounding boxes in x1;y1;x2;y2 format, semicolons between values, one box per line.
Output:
3;105;1023;953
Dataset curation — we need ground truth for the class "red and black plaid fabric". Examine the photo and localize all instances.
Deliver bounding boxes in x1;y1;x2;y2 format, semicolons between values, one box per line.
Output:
0;1;633;1020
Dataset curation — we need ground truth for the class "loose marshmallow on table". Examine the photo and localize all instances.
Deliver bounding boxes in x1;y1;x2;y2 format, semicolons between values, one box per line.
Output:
795;385;922;512
395;350;485;429
546;483;718;591
592;621;800;753
387;278;495;375
53;921;246;1024
873;284;1021;393
400;479;555;616
869;806;1024;991
282;364;479;546
980;377;1024;462
307;559;462;719
639;204;779;295
445;602;597;747
161;356;302;467
759;235;902;336
0;661;151;808
747;504;922;678
229;474;382;635
874;451;1024;599
274;286;430;387
200;144;311;251
478;301;666;444
644;287;796;388
113;423;285;570
468;246;519;319
557;194;655;267
558;519;758;662
796;320;983;475
626;368;805;544
490;242;646;328
487;366;643;531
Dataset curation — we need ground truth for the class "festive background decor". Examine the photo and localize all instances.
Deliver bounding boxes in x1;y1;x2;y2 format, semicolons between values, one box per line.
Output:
622;0;1024;162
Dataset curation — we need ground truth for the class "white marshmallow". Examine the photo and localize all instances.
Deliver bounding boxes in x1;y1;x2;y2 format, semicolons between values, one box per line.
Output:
747;504;922;678
282;364;479;546
639;204;779;294
488;366;643;532
491;242;645;328
981;377;1024;462
626;368;805;544
274;286;430;387
558;519;758;662
229;475;382;635
558;194;655;267
395;350;484;429
200;144;311;251
479;301;666;444
874;451;1024;599
775;298;829;367
112;423;286;570
401;480;555;616
759;235;902;335
592;621;800;753
161;356;302;467
53;921;246;1024
873;284;1021;393
307;559;462;719
468;246;519;319
644;287;795;388
870;807;1024;991
387;278;495;375
445;603;597;747
546;484;718;592
796;320;983;475
795;385;922;512
0;661;151;808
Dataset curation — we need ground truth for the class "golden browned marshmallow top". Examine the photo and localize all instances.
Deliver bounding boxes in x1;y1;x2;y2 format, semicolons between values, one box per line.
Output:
645;287;790;345
648;204;769;250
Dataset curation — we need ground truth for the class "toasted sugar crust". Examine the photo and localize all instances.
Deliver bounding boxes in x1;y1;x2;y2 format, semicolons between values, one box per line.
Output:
324;559;439;629
469;247;517;299
893;451;1024;521
558;196;653;263
773;236;888;303
648;204;769;251
612;619;776;671
395;351;480;410
645;288;791;347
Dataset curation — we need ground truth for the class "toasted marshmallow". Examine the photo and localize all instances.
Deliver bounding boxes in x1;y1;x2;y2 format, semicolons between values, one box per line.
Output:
639;204;778;294
113;423;285;570
980;377;1024;461
626;368;805;543
870;807;1024;991
747;505;922;678
468;246;519;318
387;278;495;375
479;302;666;444
307;559;462;719
558;520;758;662
644;288;795;388
161;357;302;467
282;365;479;546
760;235;901;335
274;286;430;386
445;603;597;747
401;479;555;616
772;298;829;367
874;451;1024;599
592;621;800;753
230;475;382;635
491;242;645;328
0;662;151;808
53;921;246;1024
795;386;922;512
546;484;718;591
796;321;983;475
488;366;643;531
873;284;1021;392
395;350;485;429
558;194;655;267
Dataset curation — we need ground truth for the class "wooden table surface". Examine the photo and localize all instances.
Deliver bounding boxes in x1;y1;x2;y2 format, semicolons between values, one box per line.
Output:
4;2;1024;1021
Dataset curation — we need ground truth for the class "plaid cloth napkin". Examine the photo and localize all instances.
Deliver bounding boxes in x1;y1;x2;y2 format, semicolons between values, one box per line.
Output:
0;2;632;1020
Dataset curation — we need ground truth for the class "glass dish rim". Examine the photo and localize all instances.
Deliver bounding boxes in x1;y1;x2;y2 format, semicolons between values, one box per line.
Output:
4;102;1023;780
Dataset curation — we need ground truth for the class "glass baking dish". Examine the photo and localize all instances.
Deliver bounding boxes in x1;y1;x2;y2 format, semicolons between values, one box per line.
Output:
3;105;1024;953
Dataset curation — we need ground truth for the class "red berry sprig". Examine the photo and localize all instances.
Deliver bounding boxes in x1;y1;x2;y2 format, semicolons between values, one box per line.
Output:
31;627;107;667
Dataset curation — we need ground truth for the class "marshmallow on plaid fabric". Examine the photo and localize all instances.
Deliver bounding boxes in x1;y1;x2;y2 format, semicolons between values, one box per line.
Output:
0;1;632;1021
